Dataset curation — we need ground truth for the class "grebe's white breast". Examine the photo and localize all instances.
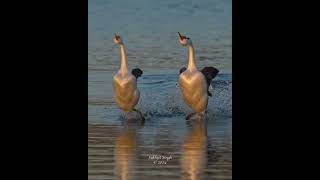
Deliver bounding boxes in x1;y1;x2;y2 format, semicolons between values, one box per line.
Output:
179;69;208;113
113;71;140;112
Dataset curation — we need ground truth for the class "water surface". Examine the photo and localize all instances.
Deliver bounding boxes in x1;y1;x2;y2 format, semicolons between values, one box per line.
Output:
89;0;232;179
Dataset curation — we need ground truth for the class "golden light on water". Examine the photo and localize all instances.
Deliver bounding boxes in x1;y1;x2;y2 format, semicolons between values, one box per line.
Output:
181;118;208;180
114;127;137;180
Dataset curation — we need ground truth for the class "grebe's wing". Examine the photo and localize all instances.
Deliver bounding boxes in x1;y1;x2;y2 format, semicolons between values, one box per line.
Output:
201;66;219;97
131;68;143;79
179;67;187;74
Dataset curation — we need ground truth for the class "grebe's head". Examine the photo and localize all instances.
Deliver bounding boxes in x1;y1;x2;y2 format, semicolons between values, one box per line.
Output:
178;32;191;46
114;33;123;45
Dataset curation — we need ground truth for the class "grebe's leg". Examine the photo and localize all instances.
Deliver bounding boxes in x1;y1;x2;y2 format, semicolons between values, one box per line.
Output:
185;112;196;120
133;108;145;123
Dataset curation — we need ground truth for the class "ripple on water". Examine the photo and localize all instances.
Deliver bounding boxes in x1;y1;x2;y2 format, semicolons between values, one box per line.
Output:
89;0;231;178
88;72;232;179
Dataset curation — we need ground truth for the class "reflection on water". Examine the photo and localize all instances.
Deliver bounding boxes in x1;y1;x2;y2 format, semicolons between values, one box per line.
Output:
181;116;208;180
114;126;136;180
88;73;232;180
89;0;231;178
114;117;144;180
114;116;211;180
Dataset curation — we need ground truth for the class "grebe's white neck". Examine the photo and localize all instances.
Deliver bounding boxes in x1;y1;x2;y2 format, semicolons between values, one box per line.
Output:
119;44;129;74
187;41;197;71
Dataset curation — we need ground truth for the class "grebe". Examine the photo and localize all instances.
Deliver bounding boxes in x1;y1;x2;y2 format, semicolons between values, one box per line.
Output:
178;32;219;119
113;33;144;120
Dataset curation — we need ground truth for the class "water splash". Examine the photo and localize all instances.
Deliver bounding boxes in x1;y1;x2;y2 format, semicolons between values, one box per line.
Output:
137;73;232;118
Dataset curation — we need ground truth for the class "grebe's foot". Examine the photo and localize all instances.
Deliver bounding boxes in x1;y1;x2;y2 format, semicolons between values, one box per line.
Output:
133;108;145;123
185;112;196;120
